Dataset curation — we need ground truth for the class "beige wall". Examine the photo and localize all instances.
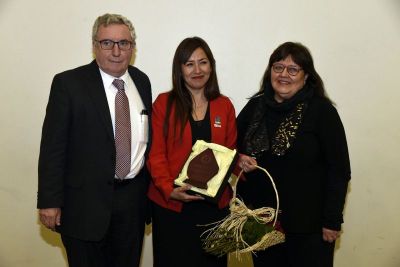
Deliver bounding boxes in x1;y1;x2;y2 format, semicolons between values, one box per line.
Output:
1;0;400;266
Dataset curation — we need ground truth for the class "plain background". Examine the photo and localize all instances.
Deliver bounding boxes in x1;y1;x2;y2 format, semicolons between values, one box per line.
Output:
1;0;399;266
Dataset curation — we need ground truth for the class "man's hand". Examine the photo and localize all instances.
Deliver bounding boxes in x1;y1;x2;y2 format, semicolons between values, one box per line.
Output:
322;227;341;243
39;208;61;231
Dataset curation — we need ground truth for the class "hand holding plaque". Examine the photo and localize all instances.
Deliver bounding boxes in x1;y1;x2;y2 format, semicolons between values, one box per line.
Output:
174;140;239;202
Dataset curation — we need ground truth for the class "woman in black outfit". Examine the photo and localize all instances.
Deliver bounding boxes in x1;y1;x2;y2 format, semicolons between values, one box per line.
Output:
237;42;351;267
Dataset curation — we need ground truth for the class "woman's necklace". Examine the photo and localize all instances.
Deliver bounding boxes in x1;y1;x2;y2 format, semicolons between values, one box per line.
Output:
192;101;208;121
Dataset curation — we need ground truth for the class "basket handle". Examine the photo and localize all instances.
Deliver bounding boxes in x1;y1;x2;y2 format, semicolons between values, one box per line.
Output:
231;165;280;227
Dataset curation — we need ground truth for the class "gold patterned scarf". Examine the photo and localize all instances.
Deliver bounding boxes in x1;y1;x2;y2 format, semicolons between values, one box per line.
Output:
241;85;312;157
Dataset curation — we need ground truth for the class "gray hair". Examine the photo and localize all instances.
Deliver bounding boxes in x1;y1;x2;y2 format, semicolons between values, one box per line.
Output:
92;13;136;45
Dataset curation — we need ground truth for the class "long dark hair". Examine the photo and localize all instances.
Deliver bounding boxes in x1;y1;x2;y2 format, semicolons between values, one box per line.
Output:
163;37;221;138
259;42;331;103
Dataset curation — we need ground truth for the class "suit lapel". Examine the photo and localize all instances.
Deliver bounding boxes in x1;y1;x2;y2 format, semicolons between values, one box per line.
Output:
84;63;150;143
128;67;151;111
85;61;114;140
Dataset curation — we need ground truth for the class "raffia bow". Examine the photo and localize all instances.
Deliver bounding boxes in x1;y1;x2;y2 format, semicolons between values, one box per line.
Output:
201;166;285;258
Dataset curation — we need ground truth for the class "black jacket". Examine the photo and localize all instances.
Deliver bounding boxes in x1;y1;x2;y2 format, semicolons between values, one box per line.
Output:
38;60;152;241
237;94;350;233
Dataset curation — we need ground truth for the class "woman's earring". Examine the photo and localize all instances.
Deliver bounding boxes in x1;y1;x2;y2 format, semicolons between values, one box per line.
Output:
304;75;308;85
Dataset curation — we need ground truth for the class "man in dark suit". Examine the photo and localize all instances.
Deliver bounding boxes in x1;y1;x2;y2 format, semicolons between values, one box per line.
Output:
37;13;152;267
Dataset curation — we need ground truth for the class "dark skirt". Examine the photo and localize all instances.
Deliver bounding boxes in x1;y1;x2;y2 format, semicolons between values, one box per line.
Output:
152;201;228;267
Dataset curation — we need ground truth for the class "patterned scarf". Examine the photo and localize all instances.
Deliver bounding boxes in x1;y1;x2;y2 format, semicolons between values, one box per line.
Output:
242;84;312;157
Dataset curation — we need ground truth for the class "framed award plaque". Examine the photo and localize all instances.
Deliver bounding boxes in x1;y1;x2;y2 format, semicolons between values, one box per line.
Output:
174;140;239;202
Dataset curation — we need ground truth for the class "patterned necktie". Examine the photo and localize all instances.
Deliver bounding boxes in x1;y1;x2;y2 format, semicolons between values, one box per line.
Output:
113;79;131;179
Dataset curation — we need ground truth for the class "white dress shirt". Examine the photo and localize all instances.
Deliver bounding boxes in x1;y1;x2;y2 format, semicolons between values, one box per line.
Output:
99;68;148;179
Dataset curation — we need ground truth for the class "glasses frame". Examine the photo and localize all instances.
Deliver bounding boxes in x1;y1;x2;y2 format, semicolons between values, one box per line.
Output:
272;63;303;76
95;39;134;51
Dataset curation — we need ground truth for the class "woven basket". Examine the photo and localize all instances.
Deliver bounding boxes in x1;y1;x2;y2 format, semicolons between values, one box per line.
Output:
202;165;285;257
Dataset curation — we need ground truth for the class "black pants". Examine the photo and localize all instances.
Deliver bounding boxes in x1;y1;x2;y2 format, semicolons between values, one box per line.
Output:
62;174;148;267
152;201;228;267
252;233;335;267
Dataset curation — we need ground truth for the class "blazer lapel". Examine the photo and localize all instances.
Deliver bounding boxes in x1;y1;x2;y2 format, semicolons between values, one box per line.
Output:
128;67;151;111
85;61;114;140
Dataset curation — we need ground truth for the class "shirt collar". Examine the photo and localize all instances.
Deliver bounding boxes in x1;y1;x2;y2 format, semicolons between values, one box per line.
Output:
99;68;129;90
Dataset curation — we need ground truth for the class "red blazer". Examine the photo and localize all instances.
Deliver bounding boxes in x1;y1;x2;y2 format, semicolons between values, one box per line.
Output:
147;92;237;212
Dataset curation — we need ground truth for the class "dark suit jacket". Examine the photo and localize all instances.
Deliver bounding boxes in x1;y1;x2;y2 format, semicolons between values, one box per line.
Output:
38;60;152;241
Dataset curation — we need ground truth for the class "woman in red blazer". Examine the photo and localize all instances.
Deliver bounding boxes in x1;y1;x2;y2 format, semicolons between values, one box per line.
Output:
147;37;237;267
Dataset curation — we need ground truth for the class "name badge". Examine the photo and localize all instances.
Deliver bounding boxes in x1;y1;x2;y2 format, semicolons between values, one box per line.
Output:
213;116;222;128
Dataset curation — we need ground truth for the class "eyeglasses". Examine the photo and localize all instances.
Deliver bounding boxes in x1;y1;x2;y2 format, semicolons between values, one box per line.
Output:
272;63;303;76
95;39;133;51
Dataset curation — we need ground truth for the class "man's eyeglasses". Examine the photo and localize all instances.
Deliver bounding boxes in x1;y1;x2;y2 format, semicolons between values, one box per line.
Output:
272;63;302;76
95;39;134;51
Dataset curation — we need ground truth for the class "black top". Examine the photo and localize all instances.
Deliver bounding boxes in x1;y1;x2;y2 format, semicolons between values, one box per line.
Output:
237;88;351;233
189;103;211;145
